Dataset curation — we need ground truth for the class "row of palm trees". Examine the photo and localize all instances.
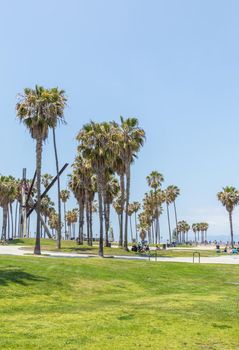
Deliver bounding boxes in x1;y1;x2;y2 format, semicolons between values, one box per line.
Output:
137;171;180;244
15;84;146;255
0;84;214;254
177;221;209;243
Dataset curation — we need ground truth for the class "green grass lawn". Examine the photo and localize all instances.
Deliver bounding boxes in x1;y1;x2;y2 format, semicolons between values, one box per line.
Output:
0;255;239;349
9;238;219;257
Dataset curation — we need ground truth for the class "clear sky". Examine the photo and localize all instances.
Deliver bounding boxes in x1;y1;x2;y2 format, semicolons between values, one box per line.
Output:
1;0;239;240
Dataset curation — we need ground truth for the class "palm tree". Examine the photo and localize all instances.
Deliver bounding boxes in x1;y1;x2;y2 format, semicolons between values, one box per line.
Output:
165;187;173;243
16;86;66;254
68;170;85;245
0;176;18;241
60;189;70;240
41;173;54;189
77;121;115;256
166;185;180;239
217;186;239;248
146;171;164;242
118;117;145;250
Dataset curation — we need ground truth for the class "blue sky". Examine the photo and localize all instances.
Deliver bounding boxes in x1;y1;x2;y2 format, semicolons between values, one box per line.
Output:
1;0;239;240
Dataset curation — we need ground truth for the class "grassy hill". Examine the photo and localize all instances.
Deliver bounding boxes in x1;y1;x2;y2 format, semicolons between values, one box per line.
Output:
0;255;238;349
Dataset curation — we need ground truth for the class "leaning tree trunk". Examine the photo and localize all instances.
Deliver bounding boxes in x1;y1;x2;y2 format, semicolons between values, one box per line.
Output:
34;136;43;255
166;203;172;244
229;210;234;248
119;173;125;247
53;128;61;249
97;173;104;257
124;164;130;251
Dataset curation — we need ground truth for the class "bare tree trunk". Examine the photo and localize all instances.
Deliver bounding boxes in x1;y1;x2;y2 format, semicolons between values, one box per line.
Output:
124;165;130;251
10;203;14;239
129;215;133;242
119;173;124;247
89;200;93;246
34;136;42;255
77;200;84;245
166;203;172;244
173;201;178;242
53;128;61;249
64;202;67;240
1;205;8;241
134;212;138;242
14;200;18;238
229;210;234;248
97;174;104;257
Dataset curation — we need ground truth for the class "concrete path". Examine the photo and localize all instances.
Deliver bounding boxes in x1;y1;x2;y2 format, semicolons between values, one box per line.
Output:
1;245;239;264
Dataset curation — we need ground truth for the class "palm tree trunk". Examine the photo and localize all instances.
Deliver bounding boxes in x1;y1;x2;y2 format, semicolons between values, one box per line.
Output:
53;128;61;249
130;215;133;242
104;202;110;247
97;174;104;257
14;200;18;238
103;201;108;247
134;212;138;242
34;136;42;255
173;201;178;241
7;205;10;240
64;202;67;240
166;203;172;244
10;203;14;239
124;165;130;250
78;200;84;245
89;200;93;246
86;201;90;246
229;210;234;248
119;173;124;247
2;205;8;241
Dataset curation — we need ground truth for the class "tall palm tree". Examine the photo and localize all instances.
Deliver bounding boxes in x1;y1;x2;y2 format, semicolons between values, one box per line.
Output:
77;121;115;256
16;85;66;254
165;187;173;243
118;117;145;250
146;171;164;242
217;186;239;248
60;189;70;240
166;185;180;239
0;176;18;241
68;170;85;245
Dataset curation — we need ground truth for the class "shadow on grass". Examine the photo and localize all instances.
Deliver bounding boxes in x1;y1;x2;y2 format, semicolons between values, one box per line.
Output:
62;247;95;252
7;239;25;245
0;268;45;286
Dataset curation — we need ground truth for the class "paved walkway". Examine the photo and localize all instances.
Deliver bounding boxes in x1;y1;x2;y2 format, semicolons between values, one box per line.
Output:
1;245;239;264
